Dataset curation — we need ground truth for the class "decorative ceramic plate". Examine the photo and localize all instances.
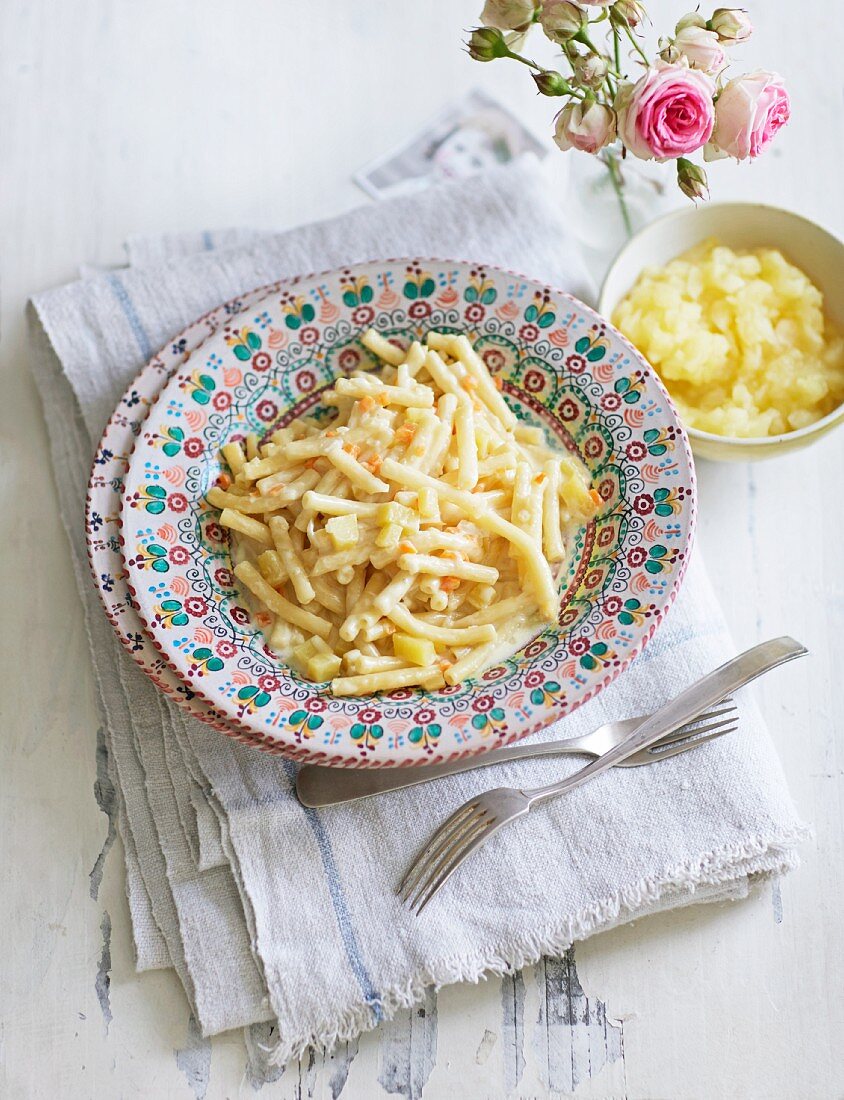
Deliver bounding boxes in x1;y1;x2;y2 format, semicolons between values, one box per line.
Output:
119;258;696;766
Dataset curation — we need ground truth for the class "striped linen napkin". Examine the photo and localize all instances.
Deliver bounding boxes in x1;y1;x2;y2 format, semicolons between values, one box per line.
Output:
28;156;807;1064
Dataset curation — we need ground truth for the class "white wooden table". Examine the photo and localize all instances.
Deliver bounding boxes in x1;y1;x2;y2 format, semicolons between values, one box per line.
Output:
2;2;842;1097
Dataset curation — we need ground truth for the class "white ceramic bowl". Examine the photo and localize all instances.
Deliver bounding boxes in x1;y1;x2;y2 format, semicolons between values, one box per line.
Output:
598;202;844;461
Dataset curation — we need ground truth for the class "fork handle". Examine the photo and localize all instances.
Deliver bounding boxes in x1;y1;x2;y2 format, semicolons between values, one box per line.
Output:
295;735;602;807
523;636;807;805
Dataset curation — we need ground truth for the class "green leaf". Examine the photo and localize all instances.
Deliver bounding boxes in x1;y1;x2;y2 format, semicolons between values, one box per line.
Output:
194;648;212;660
207;657;224;672
370;724;383;738
233;344;251;361
530;687;544;705
650;544;668;558
648;443;667;455
192;390;210;405
408;726;423;743
464;286;478;303
350;722;365;739
246;331;262;350
546;682;560;693
342;290;357;307
169;427;185;441
145;501;165;515
623;391;639;404
301;303;315;323
480;288;497;305
306;714;324;730
360;285;373;303
161;599;182;612
580;655;596;670
148;484;167;499
289;709;307;724
491;707;505;721
592;642;608;657
614;377;630;394
618;612;634;625
420;278;435;298
624;598;640;609
254;691;271;707
586;345;605;361
172;613;189;626
162;442;180;456
471;714;487;730
151;559;170;572
237;685;259;700
644;560;663;574
198;374;216;392
574;336;590;354
655;504;673;517
643;428;659;443
403;281;418;300
524;304;538;323
538;313;555;329
428;724;441;737
654;488;669;501
285;315;301;330
149;544;167;556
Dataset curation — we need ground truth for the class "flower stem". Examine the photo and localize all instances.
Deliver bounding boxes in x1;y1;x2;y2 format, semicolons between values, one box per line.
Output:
623;22;650;65
603;149;633;237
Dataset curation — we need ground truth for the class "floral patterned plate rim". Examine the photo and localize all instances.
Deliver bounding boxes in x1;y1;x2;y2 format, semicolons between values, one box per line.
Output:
118;257;697;766
86;280;289;744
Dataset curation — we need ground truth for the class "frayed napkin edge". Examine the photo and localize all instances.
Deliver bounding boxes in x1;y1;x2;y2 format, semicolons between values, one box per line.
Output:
256;822;810;1064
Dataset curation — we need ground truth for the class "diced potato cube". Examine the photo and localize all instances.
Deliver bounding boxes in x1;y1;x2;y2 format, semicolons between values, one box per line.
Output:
325;513;359;551
393;633;436;668
377;501;415;528
257;549;285;587
376;522;402;549
305;651;342;682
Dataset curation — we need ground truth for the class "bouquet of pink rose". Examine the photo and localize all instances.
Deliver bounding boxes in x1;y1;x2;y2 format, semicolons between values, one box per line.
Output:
467;2;789;228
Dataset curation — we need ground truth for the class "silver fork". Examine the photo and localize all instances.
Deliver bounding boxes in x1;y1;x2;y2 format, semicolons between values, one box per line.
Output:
400;636;807;914
295;702;738;807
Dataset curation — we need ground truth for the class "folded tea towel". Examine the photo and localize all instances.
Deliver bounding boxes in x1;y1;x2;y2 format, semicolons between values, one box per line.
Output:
28;155;807;1063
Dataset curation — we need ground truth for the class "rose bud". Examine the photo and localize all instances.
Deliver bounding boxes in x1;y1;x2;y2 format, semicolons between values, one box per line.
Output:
533;70;572;96
609;0;645;29
554;100;617;154
480;0;538;32
676;157;709;201
673;24;726;73
540;0;588;43
708;8;753;44
467;26;511;61
675;12;707;32
574;52;610;89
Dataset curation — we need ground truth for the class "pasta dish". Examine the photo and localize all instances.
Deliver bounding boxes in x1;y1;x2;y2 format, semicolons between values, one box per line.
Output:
206;329;599;695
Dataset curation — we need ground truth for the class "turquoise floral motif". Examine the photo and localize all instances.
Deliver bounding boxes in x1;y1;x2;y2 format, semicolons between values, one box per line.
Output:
471;705;507;737
183;368;216;405
645;544;671;574
236;685;272;714
287;708;324;740
464;269;497;305
402;264;436;300
408;721;442;751
643;426;676;456
578;641;616;671
613;373;643;403
129;542;169;573
350;721;384;751
154;425;185;457
617;597;646;626
573;329;608;360
280;296;316;330
524;290;555;329
155;598;189;627
137;483;167;515
189;647;224;676
226;326;262;360
529;680;562;707
653;487;682;516
340;273;374;307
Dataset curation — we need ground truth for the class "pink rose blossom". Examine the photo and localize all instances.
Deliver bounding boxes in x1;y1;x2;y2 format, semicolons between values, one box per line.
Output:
706;70;790;160
554;101;616;154
673;25;726;74
616;60;716;161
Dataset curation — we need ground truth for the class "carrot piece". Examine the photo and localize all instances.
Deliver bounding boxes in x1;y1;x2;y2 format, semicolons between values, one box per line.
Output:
534;472;547;484
589;488;603;508
460;374;478;390
439;577;461;592
363;454;382;473
343;442;361;459
398;541;417;555
492;376;503;390
216;472;232;490
325;429;338;437
359;395;375;413
375;392;390;406
395;422;417;445
255;612;272;628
